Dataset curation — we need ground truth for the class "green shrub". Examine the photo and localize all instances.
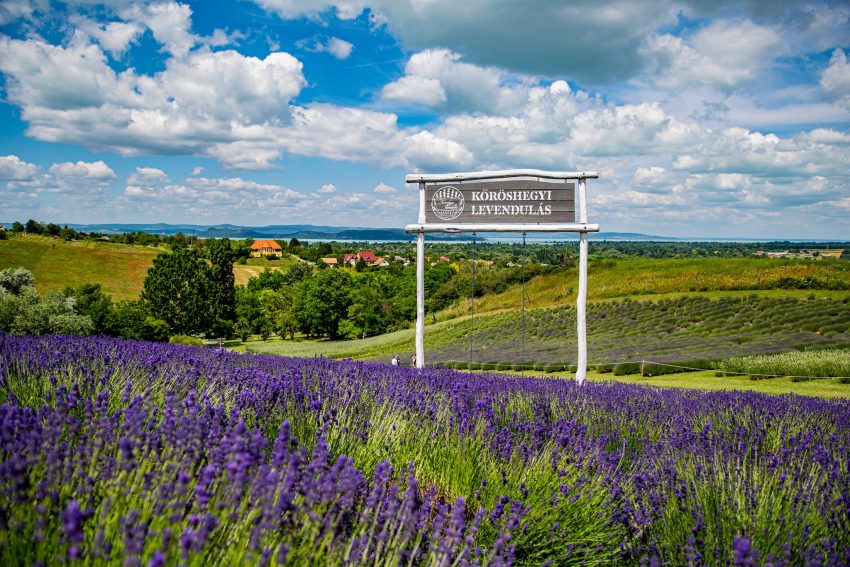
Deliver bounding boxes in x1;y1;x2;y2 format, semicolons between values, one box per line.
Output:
613;362;641;375
169;334;203;347
594;363;613;373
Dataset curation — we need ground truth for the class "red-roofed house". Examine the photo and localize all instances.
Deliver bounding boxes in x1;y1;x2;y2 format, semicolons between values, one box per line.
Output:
372;256;389;267
251;239;283;258
343;250;378;266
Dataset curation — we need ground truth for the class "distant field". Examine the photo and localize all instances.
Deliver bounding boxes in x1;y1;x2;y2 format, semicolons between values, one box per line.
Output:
436;256;850;320
0;235;159;300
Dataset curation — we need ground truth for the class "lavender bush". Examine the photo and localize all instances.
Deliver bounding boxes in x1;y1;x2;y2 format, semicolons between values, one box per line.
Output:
0;333;847;565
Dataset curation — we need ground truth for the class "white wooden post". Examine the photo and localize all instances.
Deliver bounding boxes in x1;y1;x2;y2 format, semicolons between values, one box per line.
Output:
576;177;588;385
415;180;426;369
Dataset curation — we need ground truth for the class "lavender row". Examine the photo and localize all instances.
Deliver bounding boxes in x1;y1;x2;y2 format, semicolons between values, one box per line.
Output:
1;333;848;565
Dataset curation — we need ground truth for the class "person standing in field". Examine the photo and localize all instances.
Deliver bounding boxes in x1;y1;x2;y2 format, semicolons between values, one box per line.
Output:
391;354;399;366
411;354;416;367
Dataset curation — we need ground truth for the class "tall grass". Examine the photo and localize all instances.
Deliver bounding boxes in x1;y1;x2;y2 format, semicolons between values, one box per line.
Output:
714;349;850;381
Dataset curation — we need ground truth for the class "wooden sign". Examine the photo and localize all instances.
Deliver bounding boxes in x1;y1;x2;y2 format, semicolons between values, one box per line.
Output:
425;179;574;224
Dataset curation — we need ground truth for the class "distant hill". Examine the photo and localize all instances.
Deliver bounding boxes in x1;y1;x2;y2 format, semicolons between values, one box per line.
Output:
4;222;843;242
7;222;678;242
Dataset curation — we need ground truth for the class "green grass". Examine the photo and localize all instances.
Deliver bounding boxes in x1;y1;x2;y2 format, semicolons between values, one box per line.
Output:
436;256;850;321
714;349;850;381
450;367;850;399
232;255;301;286
0;234;300;298
0;234;160;300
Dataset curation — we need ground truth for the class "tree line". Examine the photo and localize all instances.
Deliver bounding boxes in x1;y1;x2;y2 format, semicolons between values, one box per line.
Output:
0;238;455;342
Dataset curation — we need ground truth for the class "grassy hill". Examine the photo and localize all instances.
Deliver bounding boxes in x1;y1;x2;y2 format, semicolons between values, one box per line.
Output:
0;235;302;298
0;235;160;300
435;256;850;320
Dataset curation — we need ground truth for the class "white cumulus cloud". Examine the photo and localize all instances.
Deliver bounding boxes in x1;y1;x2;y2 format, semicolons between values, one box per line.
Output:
372;182;396;194
821;49;850;109
48;160;117;181
0;155;40;180
298;36;353;59
646;19;784;91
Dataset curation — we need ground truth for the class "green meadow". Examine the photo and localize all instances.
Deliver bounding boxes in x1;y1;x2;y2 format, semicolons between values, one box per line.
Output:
0;235;159;300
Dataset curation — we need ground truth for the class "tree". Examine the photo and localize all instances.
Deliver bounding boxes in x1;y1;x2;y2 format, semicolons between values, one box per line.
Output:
104;300;170;342
284;262;312;285
293;269;352;339
340;283;386;339
25;219;44;234
258;287;297;340
206;238;236;336
11;221;24;233
247;268;287;293
0;286;93;336
66;283;112;333
141;248;210;335
60;226;77;241
0;267;36;295
236;286;264;335
234;318;252;342
288;238;301;250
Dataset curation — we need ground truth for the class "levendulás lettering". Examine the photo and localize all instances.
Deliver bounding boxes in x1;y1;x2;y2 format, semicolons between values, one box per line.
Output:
470;204;553;215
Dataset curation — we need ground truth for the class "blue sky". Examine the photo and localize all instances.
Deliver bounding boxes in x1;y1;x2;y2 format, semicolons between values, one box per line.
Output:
0;0;848;238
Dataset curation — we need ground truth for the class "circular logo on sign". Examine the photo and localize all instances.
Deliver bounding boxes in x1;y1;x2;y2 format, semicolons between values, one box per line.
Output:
431;186;464;221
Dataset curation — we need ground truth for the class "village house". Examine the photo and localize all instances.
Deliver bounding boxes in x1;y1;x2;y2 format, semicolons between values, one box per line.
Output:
251;239;283;258
320;257;338;266
343;250;377;266
425;255;453;267
372;256;389;267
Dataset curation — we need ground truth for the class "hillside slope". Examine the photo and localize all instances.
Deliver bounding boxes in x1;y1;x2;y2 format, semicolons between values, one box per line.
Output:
244;294;850;367
0;235;159;300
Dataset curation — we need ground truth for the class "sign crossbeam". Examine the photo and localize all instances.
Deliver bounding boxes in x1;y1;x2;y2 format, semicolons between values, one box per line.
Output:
406;169;599;183
407;168;597;385
406;223;599;233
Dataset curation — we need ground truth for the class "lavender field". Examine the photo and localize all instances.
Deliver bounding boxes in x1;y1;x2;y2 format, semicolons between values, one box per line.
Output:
0;333;848;565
